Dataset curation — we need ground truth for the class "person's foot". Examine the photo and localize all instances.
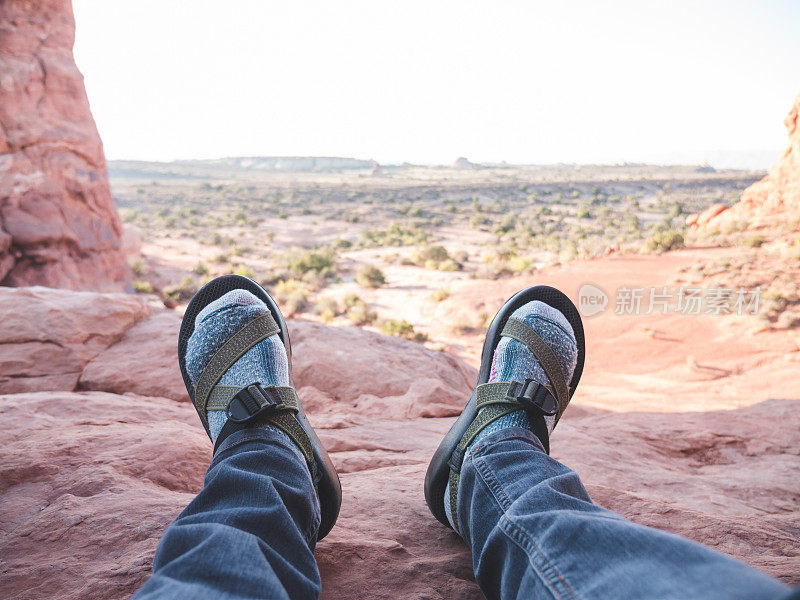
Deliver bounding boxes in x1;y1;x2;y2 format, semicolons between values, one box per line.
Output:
185;289;290;444
443;300;578;529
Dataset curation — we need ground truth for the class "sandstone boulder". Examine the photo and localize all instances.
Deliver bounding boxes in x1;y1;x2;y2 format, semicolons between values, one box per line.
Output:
0;0;128;290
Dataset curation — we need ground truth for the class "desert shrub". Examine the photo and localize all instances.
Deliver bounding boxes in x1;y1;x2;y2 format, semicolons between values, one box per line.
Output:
356;265;386;288
623;214;640;233
213;253;230;264
193;263;209;276
433;288;450;302
132;280;153;294
301;270;330;291
314;297;341;323
332;238;352;249
412;245;460;270
232;264;255;279
343;293;362;308
129;258;147;277
744;234;765;248
163;276;198;302
437;259;460;272
576;205;591;219
381;319;427;342
508;256;532;272
469;215;491;227
361;224;428;247
644;230;684;253
346;299;377;325
493;214;516;235
286;248;336;278
274;279;307;315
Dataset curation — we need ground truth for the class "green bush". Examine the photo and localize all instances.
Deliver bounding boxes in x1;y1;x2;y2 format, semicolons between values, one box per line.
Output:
286;248;335;277
381;319;428;342
129;258;147;277
412;245;461;270
314;297;340;323
132;280;153;294
163;276;197;302
644;230;684;253
744;234;765;248
355;265;386;288
274;279;308;315
346;299;377;325
232;264;255;279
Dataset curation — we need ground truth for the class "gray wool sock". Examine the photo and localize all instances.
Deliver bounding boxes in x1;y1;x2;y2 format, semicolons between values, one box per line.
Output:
444;300;578;530
186;289;291;444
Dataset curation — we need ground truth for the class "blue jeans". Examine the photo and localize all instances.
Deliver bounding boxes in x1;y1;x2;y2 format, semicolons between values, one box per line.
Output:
134;426;791;600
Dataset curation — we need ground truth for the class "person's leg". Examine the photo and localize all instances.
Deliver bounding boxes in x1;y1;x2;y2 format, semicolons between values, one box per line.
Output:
134;425;321;600
458;427;790;600
135;288;326;599
436;297;789;600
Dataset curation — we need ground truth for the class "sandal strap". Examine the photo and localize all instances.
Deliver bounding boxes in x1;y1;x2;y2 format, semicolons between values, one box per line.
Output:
193;312;280;429
500;317;570;424
210;383;316;473
447;379;555;532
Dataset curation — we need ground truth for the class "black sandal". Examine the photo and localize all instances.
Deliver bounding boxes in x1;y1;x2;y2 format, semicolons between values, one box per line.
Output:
424;285;585;531
178;274;342;541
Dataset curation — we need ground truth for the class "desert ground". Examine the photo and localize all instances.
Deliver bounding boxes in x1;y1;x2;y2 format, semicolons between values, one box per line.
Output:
113;160;792;354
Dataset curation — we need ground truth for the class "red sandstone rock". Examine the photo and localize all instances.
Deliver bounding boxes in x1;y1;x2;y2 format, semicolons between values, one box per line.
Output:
693;202;729;227
0;286;150;394
698;93;800;233
0;286;797;599
79;311;189;402
0;0;128;290
0;392;797;599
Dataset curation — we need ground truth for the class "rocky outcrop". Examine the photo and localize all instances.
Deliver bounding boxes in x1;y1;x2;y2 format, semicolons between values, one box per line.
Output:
0;286;798;599
691;93;800;234
0;287;151;394
0;0;128;290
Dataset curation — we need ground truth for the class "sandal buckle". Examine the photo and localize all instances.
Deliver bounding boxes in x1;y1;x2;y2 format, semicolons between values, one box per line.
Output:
507;379;559;417
226;383;284;424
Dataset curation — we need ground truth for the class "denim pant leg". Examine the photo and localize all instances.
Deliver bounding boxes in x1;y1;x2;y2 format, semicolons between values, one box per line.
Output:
134;427;322;600
458;427;790;600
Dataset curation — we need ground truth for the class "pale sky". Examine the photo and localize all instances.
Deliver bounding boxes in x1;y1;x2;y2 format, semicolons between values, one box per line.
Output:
72;0;800;166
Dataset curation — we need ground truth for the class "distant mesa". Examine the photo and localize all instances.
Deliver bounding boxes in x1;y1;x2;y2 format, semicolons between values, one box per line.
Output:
203;156;375;172
453;157;478;170
695;161;716;173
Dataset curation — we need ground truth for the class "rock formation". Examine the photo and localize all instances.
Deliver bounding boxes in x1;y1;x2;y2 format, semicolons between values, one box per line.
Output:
0;0;128;290
691;93;800;234
453;156;478;170
0;286;797;599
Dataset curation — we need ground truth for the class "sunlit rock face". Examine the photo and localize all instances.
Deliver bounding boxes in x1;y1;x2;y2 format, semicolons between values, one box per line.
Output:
0;0;128;290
